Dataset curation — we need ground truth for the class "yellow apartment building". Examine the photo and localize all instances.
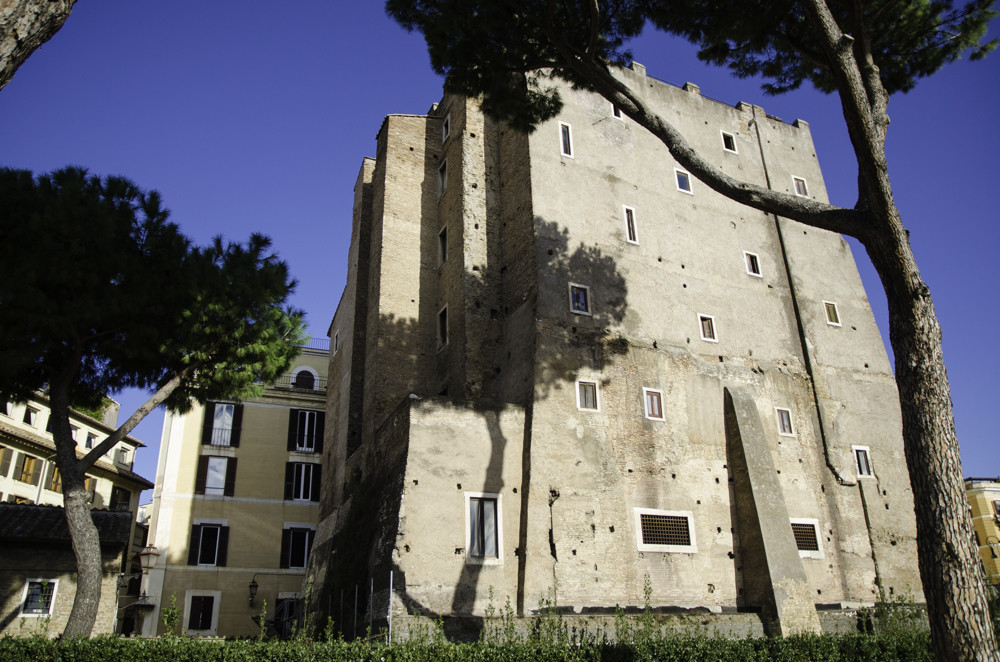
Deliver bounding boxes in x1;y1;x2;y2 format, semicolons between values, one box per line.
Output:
140;343;328;637
966;477;1000;586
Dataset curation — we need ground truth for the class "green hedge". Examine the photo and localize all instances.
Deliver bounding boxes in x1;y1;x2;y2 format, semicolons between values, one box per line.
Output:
0;632;932;662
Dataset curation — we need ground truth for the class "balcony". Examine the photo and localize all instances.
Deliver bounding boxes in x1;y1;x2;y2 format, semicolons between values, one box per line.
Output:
272;373;327;394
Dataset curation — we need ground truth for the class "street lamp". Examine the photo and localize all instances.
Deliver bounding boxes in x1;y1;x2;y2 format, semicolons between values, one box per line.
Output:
987;536;1000;560
138;545;160;573
249;577;259;605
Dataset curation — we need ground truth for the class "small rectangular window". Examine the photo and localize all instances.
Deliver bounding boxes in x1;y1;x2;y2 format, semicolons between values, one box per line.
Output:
634;508;697;553
569;283;591;315
189;524;228;567
744;251;762;277
793;176;808;197
468;496;498;559
790;519;823;558
281;527;316;569
442;113;451;142
698;314;717;342
824;301;841;326
70;425;79;443
438;226;448;266
438;161;447;197
197;526;221;565
559;122;573;157
853;446;873;477
188;595;215;631
776;407;794;436
85;433;96;449
210;403;235;446
675;168;692;194
21;580;56;616
722;131;737;153
624;206;638;244
438;306;448;348
2;402;11;417
333;332;339;355
17;455;39;485
205;456;228;496
23;407;37;426
643;388;664;421
577;381;599;411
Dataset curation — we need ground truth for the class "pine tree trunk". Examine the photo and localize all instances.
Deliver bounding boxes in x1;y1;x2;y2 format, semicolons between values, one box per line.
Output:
0;0;76;91
864;218;998;662
49;385;104;638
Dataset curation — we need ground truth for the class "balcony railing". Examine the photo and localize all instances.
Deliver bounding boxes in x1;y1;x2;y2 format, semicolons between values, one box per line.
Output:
272;374;327;393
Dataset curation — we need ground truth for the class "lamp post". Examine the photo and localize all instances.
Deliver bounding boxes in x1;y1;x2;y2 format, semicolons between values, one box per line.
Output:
249;577;259;605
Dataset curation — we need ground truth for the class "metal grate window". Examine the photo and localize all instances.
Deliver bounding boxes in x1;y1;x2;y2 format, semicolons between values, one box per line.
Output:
791;523;820;551
640;514;691;547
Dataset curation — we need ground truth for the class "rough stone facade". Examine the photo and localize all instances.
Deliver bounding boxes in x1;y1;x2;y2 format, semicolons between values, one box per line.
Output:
309;64;922;637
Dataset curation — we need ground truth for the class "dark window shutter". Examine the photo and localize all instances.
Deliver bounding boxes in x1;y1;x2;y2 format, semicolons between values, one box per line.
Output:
216;527;229;567
45;464;58;491
188;525;202;565
194;456;209;495
230;405;244;448
315;412;325;454
280;529;291;569
201;403;215;446
224;458;238;497
311;464;321;502
0;447;10;477
284;463;294;500
287;410;299;451
30;459;42;486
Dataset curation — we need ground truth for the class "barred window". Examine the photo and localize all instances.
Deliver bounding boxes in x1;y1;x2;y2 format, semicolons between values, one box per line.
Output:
790;519;823;558
634;508;697;553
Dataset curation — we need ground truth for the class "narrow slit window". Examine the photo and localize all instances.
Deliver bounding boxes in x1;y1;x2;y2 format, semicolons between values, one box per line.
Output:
776;407;794;436
698;314;717;342
824;301;841;326
569;283;591;315
612;104;622;119
722;132;737;153
744;251;762;277
438;226;448;266
643;388;664;420
853;446;873;476
438;306;448;348
438;161;447;197
675;168;692;194
624;206;638;244
442;113;450;142
559;122;573;157
793;176;808;197
577;381;599;411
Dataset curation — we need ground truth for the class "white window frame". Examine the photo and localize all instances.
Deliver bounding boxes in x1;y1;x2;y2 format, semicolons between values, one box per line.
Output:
612;104;623;120
291;462;316;501
464;492;503;565
792;176;809;197
559;122;573;158
633;507;697;553
184;589;222;636
437;305;449;349
823;301;842;327
623;205;638;244
284;523;317;569
568;283;592;316
721;131;738;154
776;407;795;436
643;388;664;421
295;409;320;451
2;402;11;417
441;113;451;142
853;445;874;477
675;168;693;194
23;407;38;427
698;314;718;342
576;380;600;412
194;522;225;567
205;456;228;496
744;251;762;277
19;578;58;617
438;160;447;198
790;517;824;559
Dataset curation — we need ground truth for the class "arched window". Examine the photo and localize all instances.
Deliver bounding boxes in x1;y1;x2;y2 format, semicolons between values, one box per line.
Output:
293;371;315;390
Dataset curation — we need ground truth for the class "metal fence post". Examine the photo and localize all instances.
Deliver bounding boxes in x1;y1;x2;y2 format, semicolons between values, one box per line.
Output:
387;570;393;644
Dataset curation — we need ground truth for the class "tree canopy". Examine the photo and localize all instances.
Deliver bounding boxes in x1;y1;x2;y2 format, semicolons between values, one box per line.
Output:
0;166;306;636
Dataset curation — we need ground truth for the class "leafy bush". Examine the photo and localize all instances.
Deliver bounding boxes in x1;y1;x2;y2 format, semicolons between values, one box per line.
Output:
0;630;932;662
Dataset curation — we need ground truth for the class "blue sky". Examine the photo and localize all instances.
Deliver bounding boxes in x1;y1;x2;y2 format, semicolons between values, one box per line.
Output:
1;2;997;495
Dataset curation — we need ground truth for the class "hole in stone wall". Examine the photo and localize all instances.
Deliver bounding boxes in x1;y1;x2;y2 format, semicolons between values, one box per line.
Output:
513;487;518;493
715;477;720;484
717;527;722;533
610;526;615;532
457;483;462;490
455;548;463;555
412;479;418;485
671;473;676;479
653;341;657;348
